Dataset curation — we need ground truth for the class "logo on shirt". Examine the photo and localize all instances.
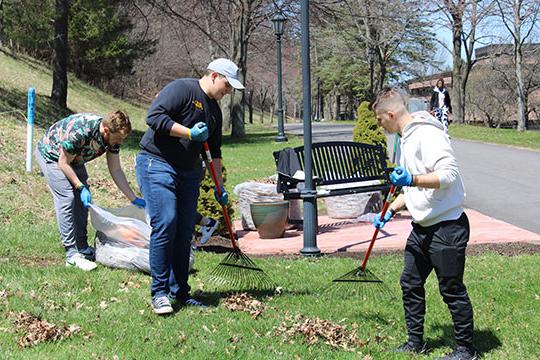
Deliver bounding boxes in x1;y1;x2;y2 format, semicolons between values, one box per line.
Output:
193;100;204;111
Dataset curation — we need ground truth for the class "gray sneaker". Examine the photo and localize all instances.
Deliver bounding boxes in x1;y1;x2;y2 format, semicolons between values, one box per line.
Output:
152;296;173;315
199;219;219;245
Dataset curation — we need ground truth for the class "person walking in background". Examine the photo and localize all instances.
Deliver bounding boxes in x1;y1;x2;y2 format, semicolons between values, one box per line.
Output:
372;87;476;360
36;111;146;271
430;78;452;134
135;58;243;315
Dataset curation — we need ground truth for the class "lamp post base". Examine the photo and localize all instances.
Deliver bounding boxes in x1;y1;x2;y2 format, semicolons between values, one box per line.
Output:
275;135;288;142
300;246;321;257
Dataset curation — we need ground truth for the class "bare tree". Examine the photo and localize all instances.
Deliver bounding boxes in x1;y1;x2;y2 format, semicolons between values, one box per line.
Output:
438;0;494;123
312;0;436;102
256;85;268;123
135;0;276;139
466;63;514;127
51;0;69;108
495;0;540;131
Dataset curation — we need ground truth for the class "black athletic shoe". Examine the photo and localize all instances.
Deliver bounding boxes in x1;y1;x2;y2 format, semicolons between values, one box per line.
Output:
437;346;478;360
394;341;428;354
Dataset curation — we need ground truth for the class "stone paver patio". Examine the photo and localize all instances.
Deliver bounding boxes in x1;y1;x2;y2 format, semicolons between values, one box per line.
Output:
235;209;540;255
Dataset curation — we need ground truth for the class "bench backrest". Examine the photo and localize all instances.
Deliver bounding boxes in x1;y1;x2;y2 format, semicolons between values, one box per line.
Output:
287;141;388;186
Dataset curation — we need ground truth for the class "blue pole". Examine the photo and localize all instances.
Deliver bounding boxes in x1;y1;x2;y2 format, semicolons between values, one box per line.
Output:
299;0;320;256
26;87;35;172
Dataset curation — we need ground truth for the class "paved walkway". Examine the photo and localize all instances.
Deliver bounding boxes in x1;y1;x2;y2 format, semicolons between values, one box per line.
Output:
235;209;540;255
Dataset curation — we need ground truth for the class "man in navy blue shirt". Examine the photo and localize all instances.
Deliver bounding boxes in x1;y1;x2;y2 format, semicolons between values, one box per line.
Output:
136;58;244;314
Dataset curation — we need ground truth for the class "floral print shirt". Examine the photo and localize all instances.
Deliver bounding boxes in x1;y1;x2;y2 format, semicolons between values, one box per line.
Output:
38;113;119;165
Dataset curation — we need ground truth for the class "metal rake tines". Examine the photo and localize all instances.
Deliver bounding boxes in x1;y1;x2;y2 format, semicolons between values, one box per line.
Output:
332;266;384;283
325;266;391;299
207;250;275;290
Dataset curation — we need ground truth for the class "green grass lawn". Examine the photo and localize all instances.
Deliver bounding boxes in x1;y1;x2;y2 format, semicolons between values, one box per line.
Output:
2;47;540;359
449;124;540;151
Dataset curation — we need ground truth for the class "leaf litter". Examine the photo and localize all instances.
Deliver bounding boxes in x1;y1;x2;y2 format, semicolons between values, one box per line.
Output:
275;314;368;351
10;311;81;347
223;293;266;319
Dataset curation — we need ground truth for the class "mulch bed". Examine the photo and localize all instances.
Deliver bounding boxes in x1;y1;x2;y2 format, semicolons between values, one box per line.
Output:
200;236;540;258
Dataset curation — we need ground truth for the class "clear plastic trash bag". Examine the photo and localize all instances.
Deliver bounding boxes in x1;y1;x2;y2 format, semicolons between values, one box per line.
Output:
89;204;194;273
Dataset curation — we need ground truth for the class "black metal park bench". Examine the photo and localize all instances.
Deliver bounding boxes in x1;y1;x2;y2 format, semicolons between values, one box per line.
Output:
273;141;391;201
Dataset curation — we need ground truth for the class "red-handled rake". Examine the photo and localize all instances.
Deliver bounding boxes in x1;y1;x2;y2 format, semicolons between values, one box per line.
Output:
202;142;274;290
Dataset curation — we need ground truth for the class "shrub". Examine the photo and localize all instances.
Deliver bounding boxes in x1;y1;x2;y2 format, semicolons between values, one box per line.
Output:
196;161;233;236
352;101;387;155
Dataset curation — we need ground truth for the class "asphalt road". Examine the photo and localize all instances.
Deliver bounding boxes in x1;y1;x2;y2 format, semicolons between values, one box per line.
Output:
283;123;540;234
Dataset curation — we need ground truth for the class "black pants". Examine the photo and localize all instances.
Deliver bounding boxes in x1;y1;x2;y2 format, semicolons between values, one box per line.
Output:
400;212;474;348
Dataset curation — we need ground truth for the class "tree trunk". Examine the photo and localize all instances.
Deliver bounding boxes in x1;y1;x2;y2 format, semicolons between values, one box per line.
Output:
51;0;69;108
450;4;465;123
230;88;245;138
515;46;527;131
336;94;341;120
269;103;275;124
247;90;253;124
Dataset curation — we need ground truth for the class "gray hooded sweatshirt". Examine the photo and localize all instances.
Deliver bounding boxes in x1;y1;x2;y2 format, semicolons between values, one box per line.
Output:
400;111;465;226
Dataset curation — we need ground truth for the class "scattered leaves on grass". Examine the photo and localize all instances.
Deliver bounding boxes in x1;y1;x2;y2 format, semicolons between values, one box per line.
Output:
10;311;80;347
223;293;266;319
118;280;141;293
274;314;365;351
176;331;187;346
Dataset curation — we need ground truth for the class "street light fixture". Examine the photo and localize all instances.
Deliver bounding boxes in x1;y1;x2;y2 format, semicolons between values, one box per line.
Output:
272;9;288;142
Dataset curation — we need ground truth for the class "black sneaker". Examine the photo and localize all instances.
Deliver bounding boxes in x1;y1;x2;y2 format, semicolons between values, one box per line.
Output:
184;298;208;309
437;346;477;360
395;341;428;354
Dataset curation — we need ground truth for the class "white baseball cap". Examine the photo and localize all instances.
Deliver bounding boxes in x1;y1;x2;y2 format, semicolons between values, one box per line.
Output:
207;58;245;90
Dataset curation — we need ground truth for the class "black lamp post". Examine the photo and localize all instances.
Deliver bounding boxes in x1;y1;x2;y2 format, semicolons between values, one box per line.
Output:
272;9;288;142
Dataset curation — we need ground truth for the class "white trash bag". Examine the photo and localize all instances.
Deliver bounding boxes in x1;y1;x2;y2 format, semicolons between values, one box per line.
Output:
89;204;195;273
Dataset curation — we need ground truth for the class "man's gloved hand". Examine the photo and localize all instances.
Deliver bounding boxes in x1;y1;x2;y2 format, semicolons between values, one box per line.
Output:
214;185;229;206
79;186;92;208
188;122;208;142
131;197;146;208
373;209;394;229
390;166;413;187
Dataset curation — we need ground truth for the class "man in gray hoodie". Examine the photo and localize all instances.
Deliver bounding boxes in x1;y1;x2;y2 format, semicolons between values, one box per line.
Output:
371;87;476;360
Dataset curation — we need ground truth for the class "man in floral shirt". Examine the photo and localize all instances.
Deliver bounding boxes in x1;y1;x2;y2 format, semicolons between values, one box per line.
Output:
36;111;145;271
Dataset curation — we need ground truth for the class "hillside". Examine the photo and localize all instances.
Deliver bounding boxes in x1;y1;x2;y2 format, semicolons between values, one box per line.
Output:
0;47;148;225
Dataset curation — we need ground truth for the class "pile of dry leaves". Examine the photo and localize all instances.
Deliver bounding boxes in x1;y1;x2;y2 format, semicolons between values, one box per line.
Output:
275;314;365;351
223;293;266;319
10;311;80;348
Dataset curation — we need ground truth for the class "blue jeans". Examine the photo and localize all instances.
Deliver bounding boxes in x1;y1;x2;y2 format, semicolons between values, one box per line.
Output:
135;152;201;299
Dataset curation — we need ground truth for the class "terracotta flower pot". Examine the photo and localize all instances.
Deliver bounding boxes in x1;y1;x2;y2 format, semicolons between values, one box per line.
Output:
250;201;289;239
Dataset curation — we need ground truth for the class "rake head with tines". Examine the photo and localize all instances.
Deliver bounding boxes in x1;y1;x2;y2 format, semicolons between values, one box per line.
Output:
326;265;392;299
326;183;398;298
202;142;274;291
207;248;275;290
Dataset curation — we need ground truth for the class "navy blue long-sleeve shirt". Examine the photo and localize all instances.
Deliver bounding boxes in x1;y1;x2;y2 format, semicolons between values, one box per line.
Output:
139;78;223;169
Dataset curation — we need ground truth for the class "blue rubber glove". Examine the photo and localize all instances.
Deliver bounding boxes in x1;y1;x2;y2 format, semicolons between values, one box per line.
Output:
214;185;229;206
79;186;92;208
131;197;146;209
373;209;394;229
188;122;208;142
390;166;414;187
